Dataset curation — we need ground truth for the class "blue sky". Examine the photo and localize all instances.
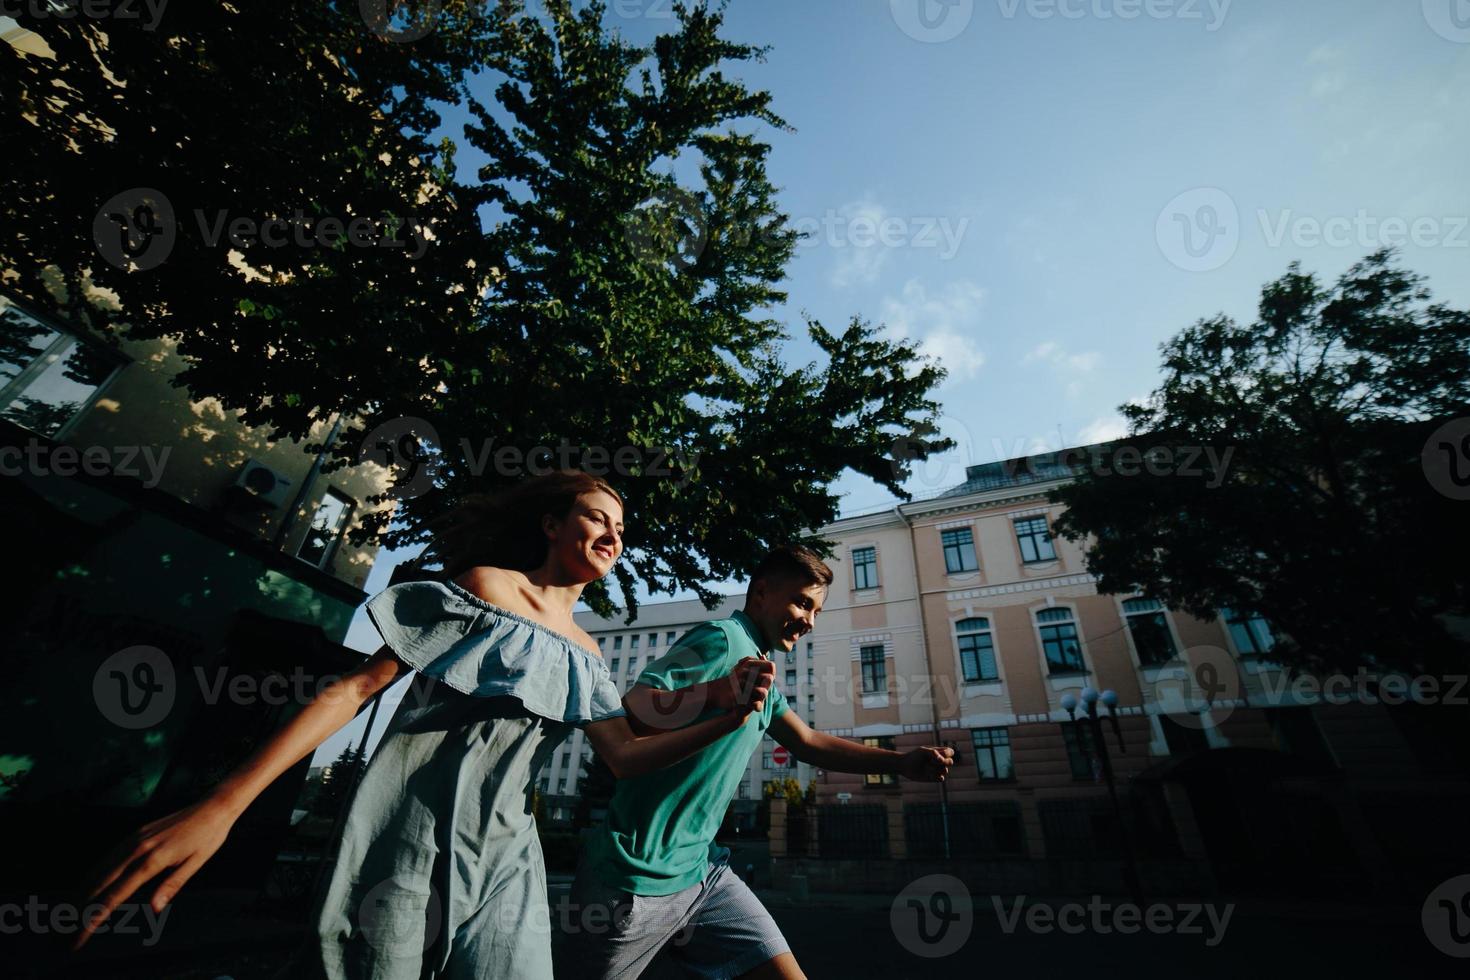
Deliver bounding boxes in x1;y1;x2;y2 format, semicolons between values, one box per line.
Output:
314;0;1470;762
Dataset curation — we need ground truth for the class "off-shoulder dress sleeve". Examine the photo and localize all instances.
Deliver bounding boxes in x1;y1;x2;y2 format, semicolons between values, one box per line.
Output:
364;580;627;725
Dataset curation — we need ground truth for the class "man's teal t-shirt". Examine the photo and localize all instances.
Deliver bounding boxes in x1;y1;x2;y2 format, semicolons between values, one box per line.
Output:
584;610;788;896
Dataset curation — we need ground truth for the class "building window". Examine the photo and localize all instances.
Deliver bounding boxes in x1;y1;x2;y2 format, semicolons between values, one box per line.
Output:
807;668;814;685
1222;607;1276;656
1122;598;1178;666
806;693;815;712
630;634;639;650
0;301;123;438
738;781;749;799
785;669;797;688
665;631;677;645
1160;715;1209;757
806;641;814;657
762;751;773;770
557;778;567;792
864;737;897;785
597;636;606;649
1268;707;1336;769
295;489;355;569
941;528;978;573
1061;724;1096;780
627;657;638;674
785;648;796;664
1014;516;1057;563
971;727;1014;781
647;632;657;648
610;658;620;676
860;645;886;694
852;546;878;589
1036;607;1084;673
956;617;998;682
613;636;623;651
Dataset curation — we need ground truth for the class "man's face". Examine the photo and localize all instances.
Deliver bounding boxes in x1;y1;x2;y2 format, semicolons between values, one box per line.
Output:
747;575;826;653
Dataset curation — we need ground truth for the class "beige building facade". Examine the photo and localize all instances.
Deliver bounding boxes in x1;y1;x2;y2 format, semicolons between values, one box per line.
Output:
791;450;1461;899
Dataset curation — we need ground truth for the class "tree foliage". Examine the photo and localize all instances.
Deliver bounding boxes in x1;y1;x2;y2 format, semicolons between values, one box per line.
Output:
1052;250;1470;675
2;1;951;617
312;744;367;818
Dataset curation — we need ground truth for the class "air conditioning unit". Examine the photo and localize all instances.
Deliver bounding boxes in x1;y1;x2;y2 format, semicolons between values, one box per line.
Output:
232;459;295;509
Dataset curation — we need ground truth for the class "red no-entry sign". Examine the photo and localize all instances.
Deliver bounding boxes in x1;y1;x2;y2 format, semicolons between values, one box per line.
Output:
772;746;790;766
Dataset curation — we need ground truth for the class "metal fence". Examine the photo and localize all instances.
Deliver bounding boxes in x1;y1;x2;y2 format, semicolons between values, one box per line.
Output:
813;803;888;858
904;801;1027;859
1038;792;1180;859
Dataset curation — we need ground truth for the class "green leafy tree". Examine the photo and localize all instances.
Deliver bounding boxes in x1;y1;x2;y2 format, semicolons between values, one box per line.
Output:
312;744;367;818
1;2;493;435
1052;250;1470;675
3;1;951;617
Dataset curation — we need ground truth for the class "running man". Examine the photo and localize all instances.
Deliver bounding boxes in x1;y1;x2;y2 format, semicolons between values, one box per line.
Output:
562;545;954;979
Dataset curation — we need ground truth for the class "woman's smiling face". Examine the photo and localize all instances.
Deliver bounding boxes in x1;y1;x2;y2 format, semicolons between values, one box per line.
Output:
544;489;624;580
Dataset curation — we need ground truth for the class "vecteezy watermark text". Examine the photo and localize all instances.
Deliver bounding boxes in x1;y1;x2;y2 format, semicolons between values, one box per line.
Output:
1;439;171;489
94;188;429;271
996;0;1231;30
360;417;700;500
1062;443;1235;488
0;897;170;946
0;0;170;31
994;895;1234;945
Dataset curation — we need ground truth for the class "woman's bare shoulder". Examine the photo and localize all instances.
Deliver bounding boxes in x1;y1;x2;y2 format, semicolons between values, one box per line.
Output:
451;566;523;607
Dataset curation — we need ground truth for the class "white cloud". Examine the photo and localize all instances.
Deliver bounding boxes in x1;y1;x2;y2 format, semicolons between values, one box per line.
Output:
1021;340;1101;399
878;279;986;384
830;197;891;288
1075;415;1129;445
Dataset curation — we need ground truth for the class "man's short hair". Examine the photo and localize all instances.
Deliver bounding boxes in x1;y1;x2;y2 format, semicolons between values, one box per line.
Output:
749;545;834;593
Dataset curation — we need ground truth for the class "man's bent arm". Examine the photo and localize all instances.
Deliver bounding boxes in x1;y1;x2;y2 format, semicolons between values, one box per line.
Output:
768;710;903;774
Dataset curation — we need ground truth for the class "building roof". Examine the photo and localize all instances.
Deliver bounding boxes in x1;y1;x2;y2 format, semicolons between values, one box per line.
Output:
935;448;1091;498
573;593;743;632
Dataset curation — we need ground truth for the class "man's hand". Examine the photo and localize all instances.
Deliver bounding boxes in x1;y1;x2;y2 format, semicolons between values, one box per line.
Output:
709;657;775;715
900;745;954;782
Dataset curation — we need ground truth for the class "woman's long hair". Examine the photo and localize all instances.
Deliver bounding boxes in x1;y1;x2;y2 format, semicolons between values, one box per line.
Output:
420;470;623;582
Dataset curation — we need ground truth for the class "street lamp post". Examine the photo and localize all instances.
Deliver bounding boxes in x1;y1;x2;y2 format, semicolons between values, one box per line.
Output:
1061;687;1144;906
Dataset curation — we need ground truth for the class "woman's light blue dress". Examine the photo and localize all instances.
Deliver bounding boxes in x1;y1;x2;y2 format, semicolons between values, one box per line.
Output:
311;579;626;979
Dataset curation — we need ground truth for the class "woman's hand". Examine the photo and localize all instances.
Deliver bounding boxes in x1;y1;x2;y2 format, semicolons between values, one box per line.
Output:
73;795;240;950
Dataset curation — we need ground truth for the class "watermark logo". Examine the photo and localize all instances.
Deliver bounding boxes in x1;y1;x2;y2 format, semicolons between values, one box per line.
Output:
360;416;443;500
995;0;1232;31
890;874;973;957
0;439;171;488
0;0;171;31
1423;0;1470;43
610;0;676;18
358;418;700;500
1422;416;1470;501
93;188;430;270
360;0;443;43
891;0;975;43
624;189;708;272
94;188;176;272
1065;443;1236;488
359;878;443;953
1144;645;1242;729
994;895;1234;945
93;645;175;730
1156;188;1239;273
1;897;170;946
1422;874;1470;957
1258;209;1468;251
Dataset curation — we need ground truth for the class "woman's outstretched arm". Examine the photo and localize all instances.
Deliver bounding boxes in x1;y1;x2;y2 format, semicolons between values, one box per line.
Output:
73;646;405;950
